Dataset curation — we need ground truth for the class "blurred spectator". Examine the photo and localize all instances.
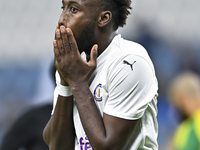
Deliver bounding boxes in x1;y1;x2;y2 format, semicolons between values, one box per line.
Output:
168;72;200;150
0;63;55;150
0;104;52;150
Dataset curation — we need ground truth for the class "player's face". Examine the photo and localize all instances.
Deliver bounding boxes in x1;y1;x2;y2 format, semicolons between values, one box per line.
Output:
58;0;99;54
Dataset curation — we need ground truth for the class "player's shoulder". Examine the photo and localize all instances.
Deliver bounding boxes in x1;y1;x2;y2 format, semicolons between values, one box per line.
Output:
111;35;147;59
121;38;148;57
106;36;156;77
111;35;151;65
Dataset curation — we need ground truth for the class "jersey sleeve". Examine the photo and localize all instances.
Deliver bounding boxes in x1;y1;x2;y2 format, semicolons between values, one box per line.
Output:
103;54;158;120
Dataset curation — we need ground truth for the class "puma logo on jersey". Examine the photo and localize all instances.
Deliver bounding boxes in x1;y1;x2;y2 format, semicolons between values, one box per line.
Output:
123;60;136;71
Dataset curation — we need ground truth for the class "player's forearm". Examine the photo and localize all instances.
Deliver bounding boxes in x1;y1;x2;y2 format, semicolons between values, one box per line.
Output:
43;95;75;150
71;84;111;149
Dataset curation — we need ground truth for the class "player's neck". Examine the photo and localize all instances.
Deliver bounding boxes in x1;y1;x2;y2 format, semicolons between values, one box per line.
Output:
97;31;118;57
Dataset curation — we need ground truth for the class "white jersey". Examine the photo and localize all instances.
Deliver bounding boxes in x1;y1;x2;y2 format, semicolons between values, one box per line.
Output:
52;34;158;150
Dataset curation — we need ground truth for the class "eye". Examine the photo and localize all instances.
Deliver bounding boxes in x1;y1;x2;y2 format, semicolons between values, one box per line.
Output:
70;6;78;13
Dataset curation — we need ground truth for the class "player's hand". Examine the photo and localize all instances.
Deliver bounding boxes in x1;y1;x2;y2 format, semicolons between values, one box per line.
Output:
54;25;98;88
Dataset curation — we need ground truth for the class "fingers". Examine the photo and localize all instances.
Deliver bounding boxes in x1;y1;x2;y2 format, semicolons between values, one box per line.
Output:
54;26;69;62
54;26;78;56
55;26;69;56
54;40;61;62
54;26;80;65
66;28;79;53
56;29;65;55
60;26;70;53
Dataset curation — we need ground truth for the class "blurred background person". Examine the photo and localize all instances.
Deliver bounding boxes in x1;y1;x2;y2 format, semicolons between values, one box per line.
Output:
0;104;52;150
168;72;200;150
0;64;55;150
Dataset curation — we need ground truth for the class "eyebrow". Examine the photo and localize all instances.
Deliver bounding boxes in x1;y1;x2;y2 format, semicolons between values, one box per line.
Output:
62;0;81;5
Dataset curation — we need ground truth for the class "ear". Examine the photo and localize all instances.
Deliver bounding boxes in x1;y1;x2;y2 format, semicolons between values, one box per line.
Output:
98;11;112;27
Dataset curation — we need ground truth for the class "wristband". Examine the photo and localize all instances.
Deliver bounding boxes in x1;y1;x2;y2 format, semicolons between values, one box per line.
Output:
56;84;73;97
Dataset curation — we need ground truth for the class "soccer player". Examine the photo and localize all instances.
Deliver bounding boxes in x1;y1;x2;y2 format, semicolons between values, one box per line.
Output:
43;0;159;149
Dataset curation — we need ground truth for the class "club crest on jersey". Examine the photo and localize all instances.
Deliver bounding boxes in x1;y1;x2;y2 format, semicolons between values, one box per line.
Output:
94;84;102;102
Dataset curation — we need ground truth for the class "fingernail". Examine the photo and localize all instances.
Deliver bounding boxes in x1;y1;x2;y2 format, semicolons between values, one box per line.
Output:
56;31;60;38
53;40;57;46
66;28;71;34
95;45;98;51
60;26;65;33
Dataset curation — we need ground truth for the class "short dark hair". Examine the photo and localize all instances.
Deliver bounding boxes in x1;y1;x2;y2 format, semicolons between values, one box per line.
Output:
101;0;132;30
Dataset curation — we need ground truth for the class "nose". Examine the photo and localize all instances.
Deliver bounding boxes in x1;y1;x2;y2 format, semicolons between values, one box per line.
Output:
58;13;66;28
